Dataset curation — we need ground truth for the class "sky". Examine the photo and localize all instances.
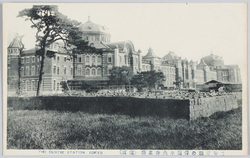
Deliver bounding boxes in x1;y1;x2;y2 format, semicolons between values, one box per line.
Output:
4;3;247;70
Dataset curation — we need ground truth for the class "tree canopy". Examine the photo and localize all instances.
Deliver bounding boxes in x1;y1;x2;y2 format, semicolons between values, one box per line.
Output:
18;5;91;96
131;70;166;91
109;66;134;86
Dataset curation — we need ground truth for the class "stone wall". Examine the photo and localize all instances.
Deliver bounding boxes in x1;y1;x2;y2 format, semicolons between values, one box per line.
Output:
189;93;242;120
7;93;242;120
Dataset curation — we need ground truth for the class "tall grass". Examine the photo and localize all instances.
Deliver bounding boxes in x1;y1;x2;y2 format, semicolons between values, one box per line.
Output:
7;107;242;150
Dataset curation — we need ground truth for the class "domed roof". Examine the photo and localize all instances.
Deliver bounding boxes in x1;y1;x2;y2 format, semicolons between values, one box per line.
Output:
79;17;110;35
8;37;23;48
144;47;158;58
202;53;224;67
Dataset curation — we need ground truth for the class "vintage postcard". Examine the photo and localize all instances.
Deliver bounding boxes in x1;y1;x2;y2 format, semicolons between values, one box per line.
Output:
2;2;248;156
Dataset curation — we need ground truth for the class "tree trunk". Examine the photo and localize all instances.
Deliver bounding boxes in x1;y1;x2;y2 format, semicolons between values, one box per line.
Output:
36;46;46;96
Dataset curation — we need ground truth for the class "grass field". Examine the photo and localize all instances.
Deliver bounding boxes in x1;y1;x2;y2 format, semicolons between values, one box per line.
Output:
7;107;242;150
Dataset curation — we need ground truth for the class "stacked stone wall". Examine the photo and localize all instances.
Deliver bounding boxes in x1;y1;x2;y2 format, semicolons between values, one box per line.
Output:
189;93;242;120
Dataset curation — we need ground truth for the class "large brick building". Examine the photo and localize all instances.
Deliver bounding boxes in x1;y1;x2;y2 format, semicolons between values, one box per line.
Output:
7;18;241;95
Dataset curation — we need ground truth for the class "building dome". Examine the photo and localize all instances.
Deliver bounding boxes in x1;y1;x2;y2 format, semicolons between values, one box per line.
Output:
79;16;111;43
8;37;23;48
202;53;224;67
144;47;158;58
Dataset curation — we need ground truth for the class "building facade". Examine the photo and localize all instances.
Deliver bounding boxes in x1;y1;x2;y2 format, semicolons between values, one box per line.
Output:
7;18;241;95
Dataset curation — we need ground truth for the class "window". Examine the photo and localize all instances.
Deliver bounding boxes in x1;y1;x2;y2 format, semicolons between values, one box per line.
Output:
57;83;60;91
35;80;38;90
26;80;29;91
64;67;67;75
86;68;90;76
32;57;35;63
124;56;127;64
31;66;35;76
64;57;67;62
57;56;60;61
77;66;82;75
26;57;30;63
37;66;40;75
86;56;90;64
25;67;29;76
37;56;40;62
32;80;35;91
92;56;96;64
21;57;24;64
21;67;24;76
53;66;56;74
57;67;59;75
78;57;82;62
98;55;102;64
54;55;56;60
53;80;56;90
91;69;96;76
97;68;102;76
42;81;45;91
108;56;112;63
22;81;25;91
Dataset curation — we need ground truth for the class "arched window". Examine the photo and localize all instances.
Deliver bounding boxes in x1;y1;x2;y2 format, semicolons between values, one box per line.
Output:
86;56;90;64
97;55;102;64
53;65;56;74
86;68;90;76
92;56;96;64
91;68;96;76
32;80;35;91
53;80;56;90
77;66;82;75
97;68;102;76
26;80;29;91
31;66;35;76
57;82;60;91
57;67;59;75
37;66;40;75
23;81;26;91
64;67;67;75
25;67;29;76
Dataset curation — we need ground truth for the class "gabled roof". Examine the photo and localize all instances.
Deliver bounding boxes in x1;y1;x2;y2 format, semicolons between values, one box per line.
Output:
90;41;110;49
162;51;179;60
198;58;208;66
22;48;36;55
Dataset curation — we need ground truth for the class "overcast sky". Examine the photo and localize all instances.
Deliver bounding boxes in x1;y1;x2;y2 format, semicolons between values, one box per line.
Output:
4;3;247;70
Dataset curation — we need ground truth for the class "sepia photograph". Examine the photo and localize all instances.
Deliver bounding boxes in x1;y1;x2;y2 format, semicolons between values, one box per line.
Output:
2;2;248;156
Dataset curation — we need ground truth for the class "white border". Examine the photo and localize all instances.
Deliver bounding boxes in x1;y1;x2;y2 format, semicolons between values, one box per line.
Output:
1;1;249;157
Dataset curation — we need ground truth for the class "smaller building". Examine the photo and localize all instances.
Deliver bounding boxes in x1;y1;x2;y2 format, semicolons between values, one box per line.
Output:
141;48;176;88
201;80;242;92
